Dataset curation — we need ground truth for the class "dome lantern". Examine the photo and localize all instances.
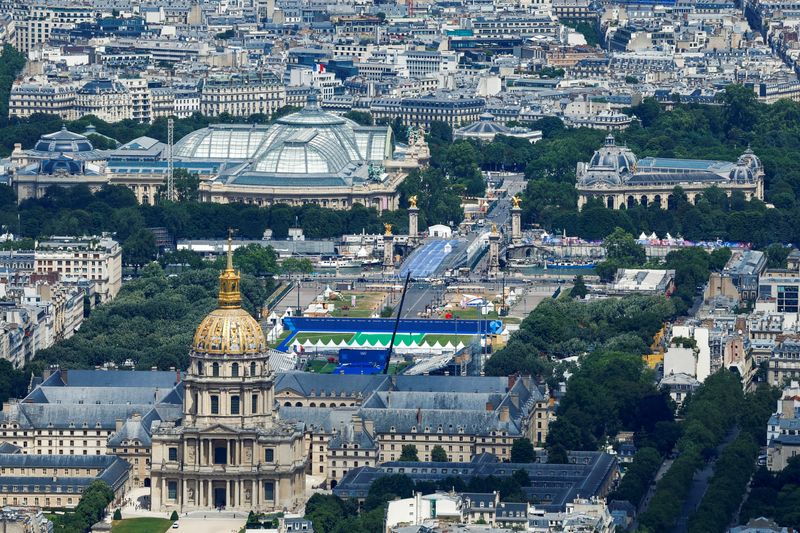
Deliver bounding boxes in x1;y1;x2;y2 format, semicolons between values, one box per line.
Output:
191;230;266;356
218;231;242;309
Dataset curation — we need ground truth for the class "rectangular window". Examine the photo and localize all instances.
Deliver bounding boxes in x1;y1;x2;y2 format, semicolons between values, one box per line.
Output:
211;396;219;414
252;394;258;414
167;481;177;500
168;448;178;461
231;395;240;415
265;448;274;462
264;480;275;501
778;285;799;313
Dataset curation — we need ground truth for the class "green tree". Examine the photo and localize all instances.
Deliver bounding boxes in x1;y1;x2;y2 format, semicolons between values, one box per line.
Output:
113;509;122;520
170;511;179;521
720;84;758;135
570;275;588;299
709;247;732;271
390;116;409;143
604;227;646;265
547;444;569;464
510;438;536;463
399;444;419;461
123;228;157;268
765;243;790;269
431;445;448;462
173;168;200;201
344;111;373;126
231;243;278;276
281;257;313;274
427;121;453;144
364;474;414;510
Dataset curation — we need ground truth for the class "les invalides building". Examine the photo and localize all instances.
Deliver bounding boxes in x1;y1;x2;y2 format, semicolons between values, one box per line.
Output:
149;239;306;512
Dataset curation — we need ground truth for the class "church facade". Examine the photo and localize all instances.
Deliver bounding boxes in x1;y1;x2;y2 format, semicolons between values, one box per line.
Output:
576;135;765;210
149;241;306;512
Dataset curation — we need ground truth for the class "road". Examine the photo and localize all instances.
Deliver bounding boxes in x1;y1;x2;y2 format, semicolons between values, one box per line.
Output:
394;180;530;318
671;425;741;533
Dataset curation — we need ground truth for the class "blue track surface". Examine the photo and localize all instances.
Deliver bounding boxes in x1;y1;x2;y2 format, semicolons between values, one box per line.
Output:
282;317;502;335
400;240;458;278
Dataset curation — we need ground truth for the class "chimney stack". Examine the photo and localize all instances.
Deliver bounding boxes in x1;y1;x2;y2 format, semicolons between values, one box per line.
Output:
499;405;510;422
486;402;494;412
352;413;364;434
61;369;68;386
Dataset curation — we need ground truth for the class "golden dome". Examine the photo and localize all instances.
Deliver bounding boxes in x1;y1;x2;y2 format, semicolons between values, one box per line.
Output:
192;233;266;356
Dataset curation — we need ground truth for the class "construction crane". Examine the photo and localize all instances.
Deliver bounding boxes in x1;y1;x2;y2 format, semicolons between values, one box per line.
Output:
166;118;175;202
382;272;412;374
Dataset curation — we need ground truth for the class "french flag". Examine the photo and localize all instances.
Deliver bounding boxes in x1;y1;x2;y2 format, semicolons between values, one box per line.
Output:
316;63;326;73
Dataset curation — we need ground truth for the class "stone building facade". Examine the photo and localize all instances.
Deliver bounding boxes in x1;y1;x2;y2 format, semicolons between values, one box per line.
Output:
149;240;306;512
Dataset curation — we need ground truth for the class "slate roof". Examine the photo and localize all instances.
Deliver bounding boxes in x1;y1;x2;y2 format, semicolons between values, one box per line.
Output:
356;408;522;436
278;406;358;433
333;452;617;512
274;372;386;398
462;492;497;511
0;454;129;492
40;369;181;389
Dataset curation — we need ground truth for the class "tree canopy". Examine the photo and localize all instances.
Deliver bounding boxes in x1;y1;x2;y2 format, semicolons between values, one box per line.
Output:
29;260;271;374
508;88;800;247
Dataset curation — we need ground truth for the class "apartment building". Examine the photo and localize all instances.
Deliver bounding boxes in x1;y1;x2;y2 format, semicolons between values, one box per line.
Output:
768;339;800;386
332;42;375;62
767;383;800;471
403;50;458;78
370;96;486;128
471;16;560;38
119;78;152;123
8;81;78;120
75;78;132;123
34;236;122;303
199;73;286;118
13;3;95;53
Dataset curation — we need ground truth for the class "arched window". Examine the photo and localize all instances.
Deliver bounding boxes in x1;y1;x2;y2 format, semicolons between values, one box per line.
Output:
250;362;256;376
232;363;239;377
212;362;219;377
197;361;204;375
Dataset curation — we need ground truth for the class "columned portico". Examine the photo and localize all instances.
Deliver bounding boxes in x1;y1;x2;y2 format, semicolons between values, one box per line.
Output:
150;236;306;513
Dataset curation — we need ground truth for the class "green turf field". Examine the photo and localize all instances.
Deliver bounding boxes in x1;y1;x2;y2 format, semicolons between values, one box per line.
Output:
112;518;172;533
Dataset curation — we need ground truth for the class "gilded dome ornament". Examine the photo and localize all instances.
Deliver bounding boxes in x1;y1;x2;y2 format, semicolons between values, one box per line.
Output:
191;232;266;356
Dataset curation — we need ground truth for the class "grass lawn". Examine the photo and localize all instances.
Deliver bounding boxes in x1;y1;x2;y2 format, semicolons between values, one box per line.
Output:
388;362;412;374
422;334;475;346
294;332;354;345
329;291;387;318
307;360;337;373
268;330;293;348
112;518;172;533
439;308;500;320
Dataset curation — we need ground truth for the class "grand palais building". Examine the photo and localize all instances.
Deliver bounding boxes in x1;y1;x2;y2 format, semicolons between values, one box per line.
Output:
5;94;428;210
